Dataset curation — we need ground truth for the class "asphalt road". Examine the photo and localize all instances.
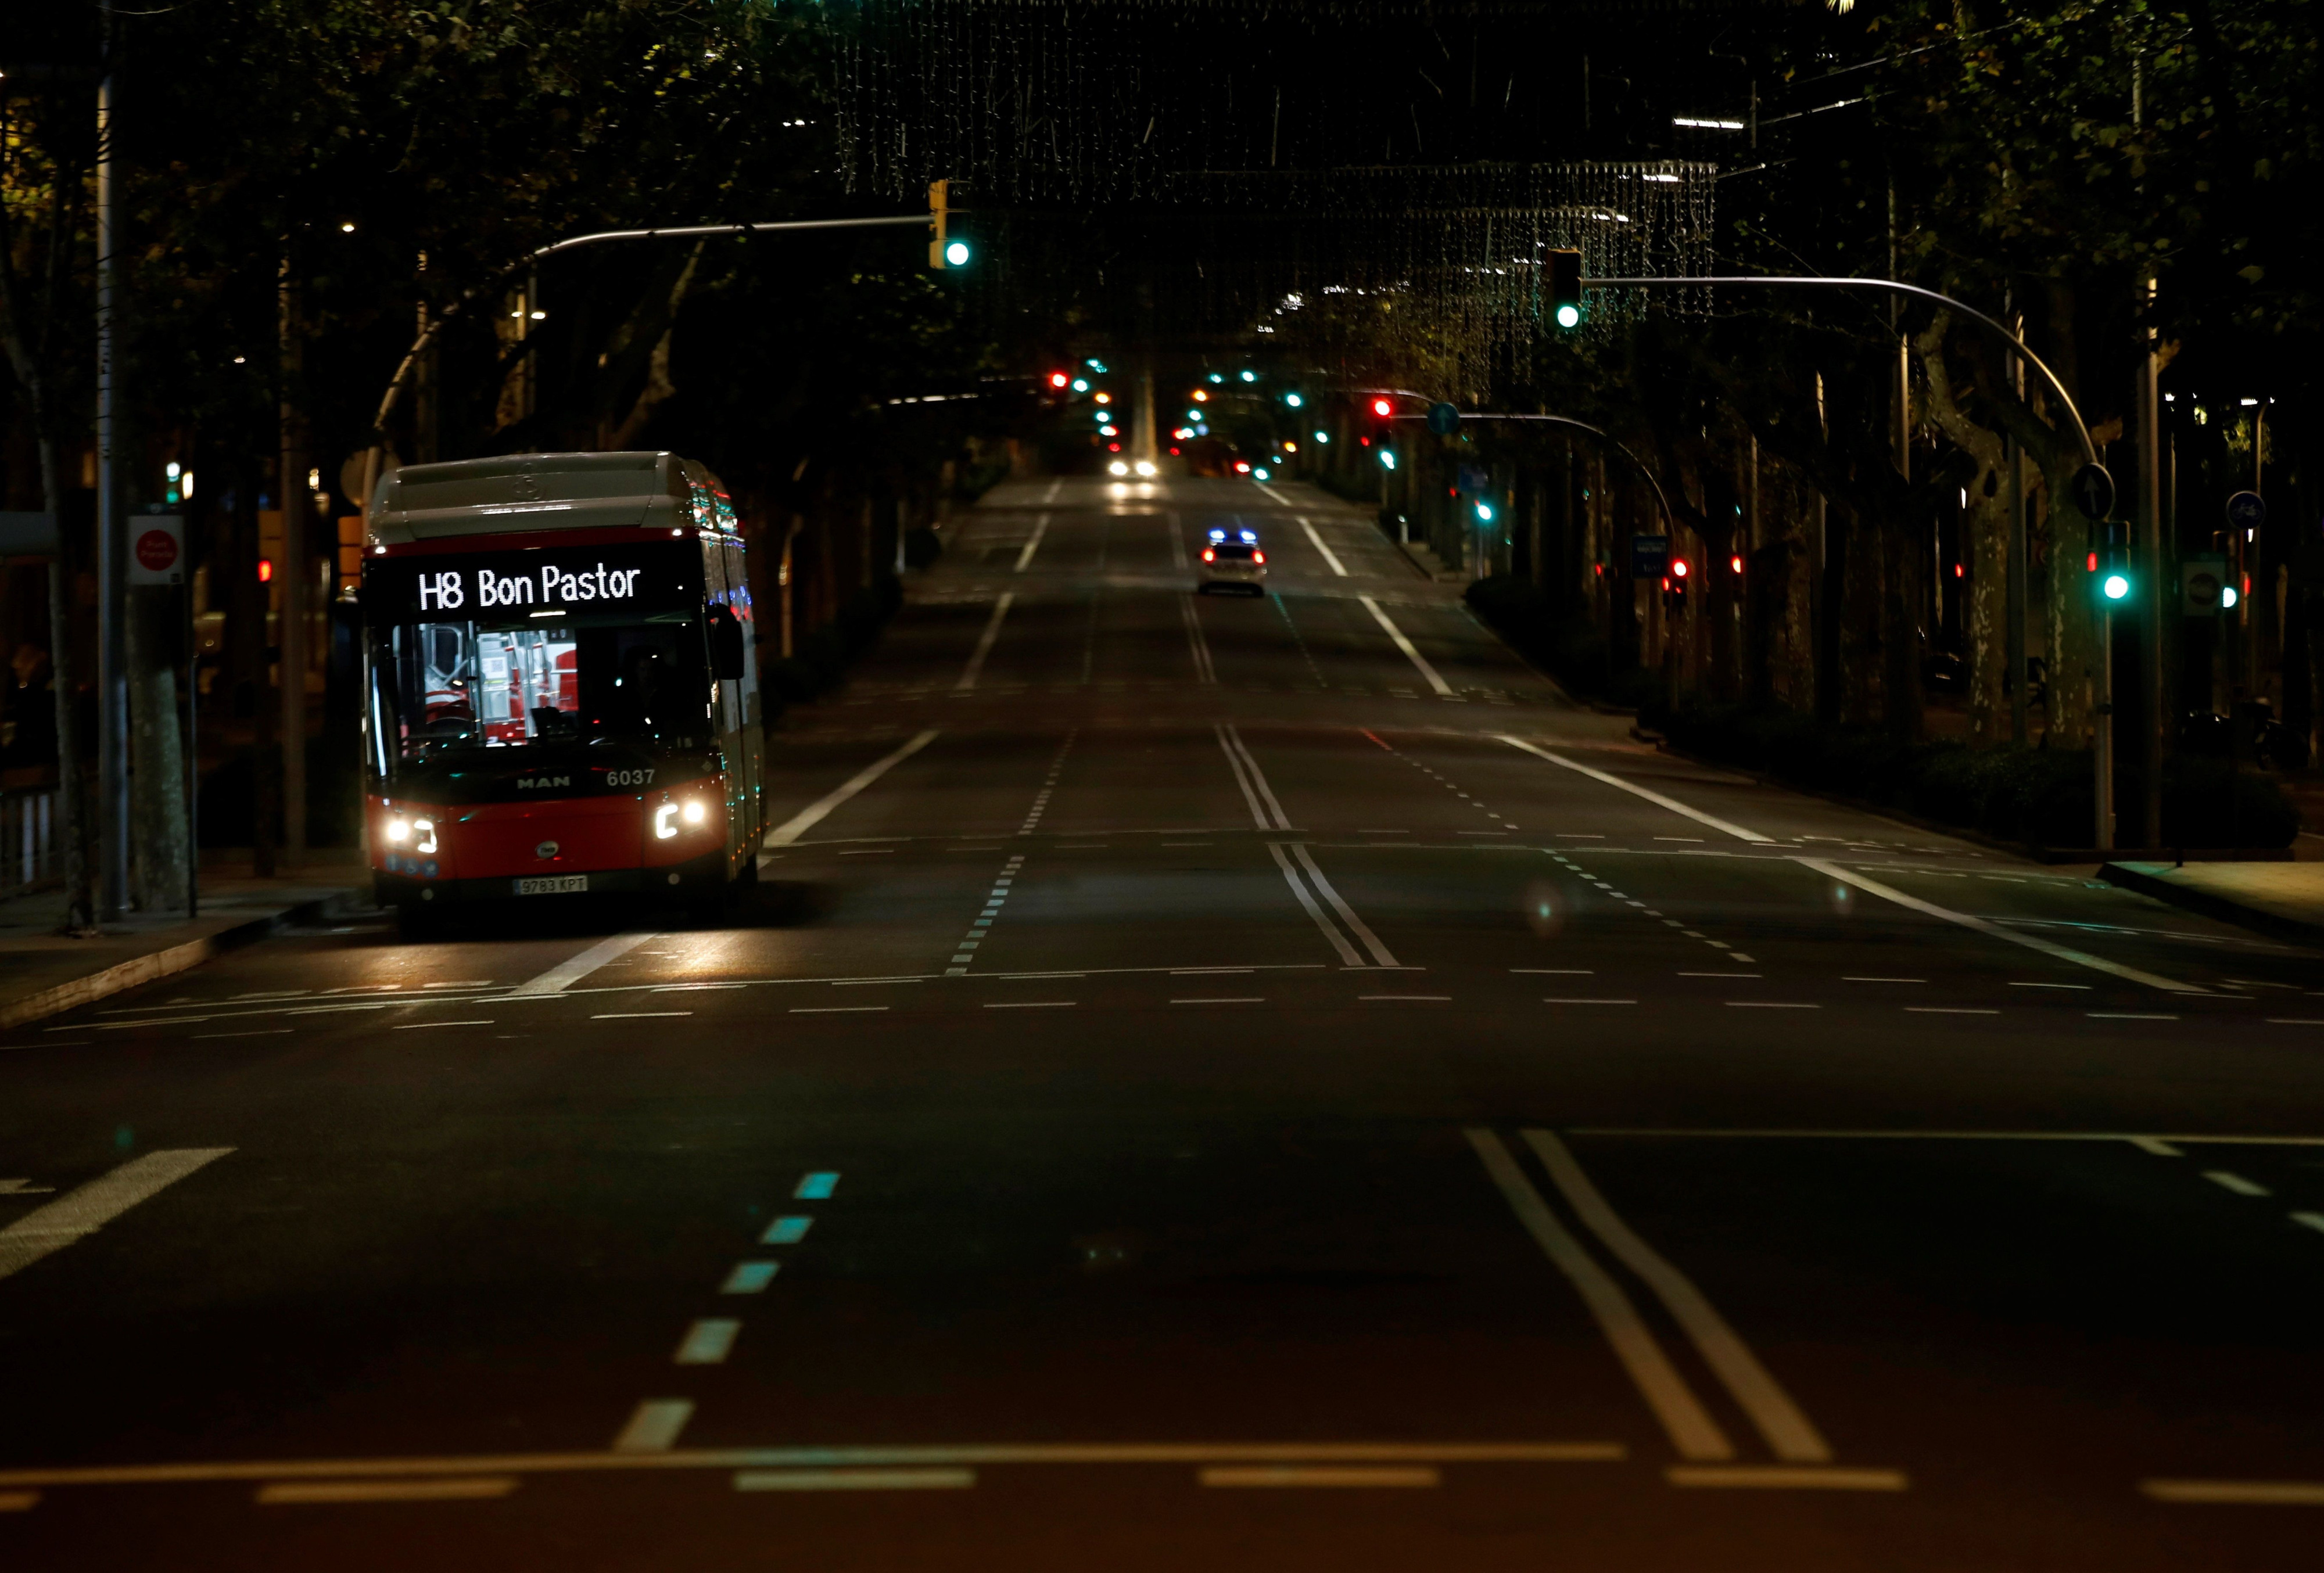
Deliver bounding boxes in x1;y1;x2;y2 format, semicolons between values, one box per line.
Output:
6;473;2324;1571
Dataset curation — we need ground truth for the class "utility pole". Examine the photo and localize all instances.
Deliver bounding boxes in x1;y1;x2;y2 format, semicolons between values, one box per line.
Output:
2135;278;2164;849
278;258;309;870
95;56;129;921
2006;296;2028;745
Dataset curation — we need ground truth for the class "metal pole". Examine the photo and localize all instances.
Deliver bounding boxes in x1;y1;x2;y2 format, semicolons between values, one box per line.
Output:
95;64;129;921
185;579;198;918
2136;280;2164;850
2096;607;2115;850
2006;302;2028;745
279;261;308;870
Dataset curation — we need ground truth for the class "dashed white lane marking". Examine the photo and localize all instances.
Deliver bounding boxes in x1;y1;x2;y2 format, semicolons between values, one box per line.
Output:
2010;982;2091;990
722;1262;780;1294
1514;968;1595;975
193;1029;293;1039
1171;997;1265;1005
1465;1129;1734;1461
1291;843;1399;967
791;1006;888;1015
2090;1012;2179;1021
762;1216;813;1244
1269;843;1364;967
1667;1466;1905;1491
2295;1213;2324;1236
591;1012;692;1020
257;1478;517;1504
983;1001;1077;1009
1906;1007;1999;1015
1012;512;1051;573
955;594;1015;693
506;932;660;997
1181;594;1218;683
737;1468;975;1492
1041;478;1063;504
1358;596;1454;695
1296;516;1349;576
2268;1018;2324;1026
1726;1001;1820;1010
1522;1130;1833;1463
768;730;942;850
614;1401;695;1453
1845;977;1926;983
0;1148;234;1283
1203;1465;1435;1488
1500;735;1773;844
675;1319;740;1364
2143;1479;2324;1505
1799;859;2205;995
1217;724;1290;829
392;1020;494;1030
1545;998;1637;1005
1358;994;1450;1002
2203;1171;2271;1197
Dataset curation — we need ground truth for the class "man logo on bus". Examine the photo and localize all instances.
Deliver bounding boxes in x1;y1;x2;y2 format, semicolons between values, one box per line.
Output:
517;775;571;789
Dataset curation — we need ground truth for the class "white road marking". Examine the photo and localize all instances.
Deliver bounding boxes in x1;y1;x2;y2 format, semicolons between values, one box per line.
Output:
1726;1001;1820;1010
2143;1479;2324;1504
722;1261;780;1294
790;1006;888;1014
766;729;940;847
1798;859;2205;994
1296;516;1348;576
1216;724;1289;828
1359;994;1450;1001
2267;1018;2324;1026
2204;1171;2271;1197
1667;1466;1905;1491
1167;511;1189;571
675;1319;740;1364
1268;843;1365;967
590;1012;691;1020
391;1020;494;1030
737;1468;975;1491
1523;1131;1832;1463
1845;976;1925;983
0;1148;234;1283
2010;982;2091;990
1012;513;1050;573
257;1478;517;1504
613;1401;695;1453
1465;1129;1734;1461
1181;594;1218;682
1514;969;1595;975
1498;737;1773;844
1042;478;1063;503
955;594;1014;692
1906;1007;2000;1015
1291;843;1398;967
1171;997;1264;1005
1203;1466;1435;1488
1358;596;1452;695
2294;1213;2324;1236
1569;1128;2324;1147
982;1001;1077;1009
1545;998;1637;1005
0;1439;1624;1490
2090;1012;2179;1021
509;931;659;996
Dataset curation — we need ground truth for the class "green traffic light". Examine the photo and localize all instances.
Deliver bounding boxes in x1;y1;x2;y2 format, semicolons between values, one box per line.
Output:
2102;572;2131;601
1555;303;1581;330
944;239;970;267
1285;392;1303;408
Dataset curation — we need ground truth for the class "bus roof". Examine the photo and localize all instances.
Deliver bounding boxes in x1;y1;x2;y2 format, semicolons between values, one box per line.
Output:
365;451;730;546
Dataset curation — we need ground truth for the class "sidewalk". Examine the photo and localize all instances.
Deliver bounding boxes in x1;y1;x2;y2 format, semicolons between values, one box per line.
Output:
0;856;370;1031
2099;860;2324;949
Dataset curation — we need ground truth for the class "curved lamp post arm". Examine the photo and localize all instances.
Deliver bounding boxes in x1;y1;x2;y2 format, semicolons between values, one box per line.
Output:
358;213;934;508
1586;275;2097;469
1394;410;1681;540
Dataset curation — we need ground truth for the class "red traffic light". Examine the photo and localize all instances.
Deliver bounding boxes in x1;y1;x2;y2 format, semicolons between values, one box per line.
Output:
1048;371;1069;389
1730;554;1744;574
1671;558;1688;578
1370;397;1394;418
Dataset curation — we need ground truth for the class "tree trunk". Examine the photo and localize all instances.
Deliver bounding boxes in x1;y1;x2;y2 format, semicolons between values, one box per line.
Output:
128;584;189;910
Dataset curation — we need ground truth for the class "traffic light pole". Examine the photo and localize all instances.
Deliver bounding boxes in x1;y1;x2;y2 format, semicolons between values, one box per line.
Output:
353;211;939;512
1588;274;2121;844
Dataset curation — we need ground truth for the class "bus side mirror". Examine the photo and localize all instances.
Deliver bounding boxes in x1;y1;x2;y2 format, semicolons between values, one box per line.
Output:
709;605;745;680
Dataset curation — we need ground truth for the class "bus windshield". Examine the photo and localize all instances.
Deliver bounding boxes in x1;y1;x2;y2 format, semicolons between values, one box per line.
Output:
371;609;711;768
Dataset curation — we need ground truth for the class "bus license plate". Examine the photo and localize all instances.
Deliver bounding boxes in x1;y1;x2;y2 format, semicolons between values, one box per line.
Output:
514;875;590;896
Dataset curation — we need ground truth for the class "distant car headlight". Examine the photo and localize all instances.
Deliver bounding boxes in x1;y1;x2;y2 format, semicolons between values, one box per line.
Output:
1109;461;1129;476
1135;460;1157;477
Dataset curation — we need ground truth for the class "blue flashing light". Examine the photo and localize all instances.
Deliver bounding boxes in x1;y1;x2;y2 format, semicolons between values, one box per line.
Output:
1208;527;1227;541
1238;529;1257;544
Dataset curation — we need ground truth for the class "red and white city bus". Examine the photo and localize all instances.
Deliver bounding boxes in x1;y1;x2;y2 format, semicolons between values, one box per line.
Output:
360;451;766;924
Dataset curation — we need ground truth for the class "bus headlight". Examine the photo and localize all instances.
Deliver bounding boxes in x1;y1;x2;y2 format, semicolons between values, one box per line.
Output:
384;818;410;843
413;818;437;855
654;803;679;840
683;800;707;824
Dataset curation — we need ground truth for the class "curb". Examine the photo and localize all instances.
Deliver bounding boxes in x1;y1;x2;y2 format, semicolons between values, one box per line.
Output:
2097;863;2324;950
0;889;364;1032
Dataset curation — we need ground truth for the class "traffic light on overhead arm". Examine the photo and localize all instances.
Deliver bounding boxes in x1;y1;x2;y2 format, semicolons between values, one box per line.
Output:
928;180;970;268
1547;249;1583;330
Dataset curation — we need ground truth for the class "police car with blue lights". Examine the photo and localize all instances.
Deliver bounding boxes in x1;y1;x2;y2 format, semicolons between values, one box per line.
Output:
1199;526;1267;595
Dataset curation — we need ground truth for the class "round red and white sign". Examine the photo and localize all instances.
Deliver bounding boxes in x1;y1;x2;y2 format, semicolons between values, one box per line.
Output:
134;528;181;573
